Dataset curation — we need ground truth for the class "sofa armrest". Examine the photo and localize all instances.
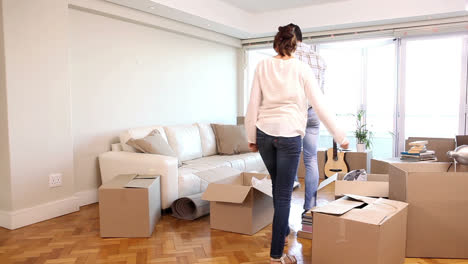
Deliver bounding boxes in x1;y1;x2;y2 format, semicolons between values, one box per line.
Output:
98;151;178;209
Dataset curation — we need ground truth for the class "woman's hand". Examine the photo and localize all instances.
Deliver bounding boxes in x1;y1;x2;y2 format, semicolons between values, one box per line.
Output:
249;143;258;152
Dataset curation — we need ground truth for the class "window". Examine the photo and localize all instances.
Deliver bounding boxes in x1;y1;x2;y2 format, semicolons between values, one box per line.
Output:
402;36;466;139
317;39;396;159
365;42;397;158
316;42;363;150
243;34;468;158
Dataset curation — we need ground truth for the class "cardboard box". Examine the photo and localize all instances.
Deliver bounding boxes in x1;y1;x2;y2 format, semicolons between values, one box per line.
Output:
99;174;161;237
371;158;393;174
318;150;326;179
345;151;372;175
388;162;468;258
317;172;389;198
333;172;389;198
299;150;372;179
311;195;408;264
370;157;436;174
202;168;273;235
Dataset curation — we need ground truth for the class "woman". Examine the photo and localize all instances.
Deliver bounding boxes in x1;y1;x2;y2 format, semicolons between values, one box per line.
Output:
245;25;349;263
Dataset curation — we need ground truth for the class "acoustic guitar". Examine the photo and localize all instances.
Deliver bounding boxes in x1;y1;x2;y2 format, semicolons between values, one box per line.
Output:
324;140;348;178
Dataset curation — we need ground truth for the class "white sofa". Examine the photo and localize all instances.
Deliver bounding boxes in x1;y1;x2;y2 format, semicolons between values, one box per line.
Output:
98;123;266;209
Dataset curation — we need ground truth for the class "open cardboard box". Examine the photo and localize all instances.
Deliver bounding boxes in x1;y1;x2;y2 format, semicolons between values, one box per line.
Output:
388;162;468;258
311;194;408;264
201;167;273;235
317;172;389;198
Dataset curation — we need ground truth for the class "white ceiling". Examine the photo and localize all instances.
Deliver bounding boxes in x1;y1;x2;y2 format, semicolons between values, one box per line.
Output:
218;0;347;13
105;0;468;39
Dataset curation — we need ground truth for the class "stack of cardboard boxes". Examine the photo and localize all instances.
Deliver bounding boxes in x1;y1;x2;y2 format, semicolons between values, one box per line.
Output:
305;169;408;264
307;159;468;262
200;139;468;262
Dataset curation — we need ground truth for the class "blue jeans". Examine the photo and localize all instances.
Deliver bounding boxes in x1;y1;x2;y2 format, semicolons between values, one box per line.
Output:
303;107;320;210
256;128;302;259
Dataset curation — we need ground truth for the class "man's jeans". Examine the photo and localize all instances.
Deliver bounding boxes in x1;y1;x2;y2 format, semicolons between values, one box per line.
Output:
303;107;320;210
256;128;302;259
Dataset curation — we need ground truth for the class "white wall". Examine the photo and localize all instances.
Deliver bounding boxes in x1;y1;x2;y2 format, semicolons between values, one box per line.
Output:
69;8;239;192
0;0;12;212
0;0;240;229
2;0;75;211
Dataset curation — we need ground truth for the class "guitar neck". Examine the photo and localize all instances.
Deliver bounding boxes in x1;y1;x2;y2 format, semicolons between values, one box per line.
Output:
333;140;338;160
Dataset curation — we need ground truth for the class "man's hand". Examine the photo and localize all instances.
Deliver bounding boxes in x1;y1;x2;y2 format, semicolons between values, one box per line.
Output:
249;143;258;152
340;142;349;150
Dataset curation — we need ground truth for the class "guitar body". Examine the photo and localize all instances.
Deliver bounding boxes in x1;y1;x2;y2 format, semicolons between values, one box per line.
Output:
324;141;349;178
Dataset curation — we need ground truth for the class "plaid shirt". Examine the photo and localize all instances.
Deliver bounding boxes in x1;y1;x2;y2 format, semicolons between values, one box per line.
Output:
295;42;327;93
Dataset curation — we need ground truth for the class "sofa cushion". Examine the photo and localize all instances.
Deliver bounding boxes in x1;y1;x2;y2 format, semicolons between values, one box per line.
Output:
128;130;182;167
183;153;266;172
197;123;217;157
165;125;203;162
211;124;251;155
176;153;266;198
182;155;232;169
120;126;167;152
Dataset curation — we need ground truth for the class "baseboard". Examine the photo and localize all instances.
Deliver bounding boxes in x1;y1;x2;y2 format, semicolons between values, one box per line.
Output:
0;210;11;229
0;190;99;230
75;189;99;207
5;196;80;230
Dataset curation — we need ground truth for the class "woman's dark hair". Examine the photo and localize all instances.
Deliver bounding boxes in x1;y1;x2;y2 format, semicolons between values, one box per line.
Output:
273;25;297;57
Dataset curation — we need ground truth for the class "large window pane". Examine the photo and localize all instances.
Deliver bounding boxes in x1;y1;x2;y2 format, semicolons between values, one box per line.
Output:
404;36;464;138
366;42;396;158
317;42;363;149
317;39;396;156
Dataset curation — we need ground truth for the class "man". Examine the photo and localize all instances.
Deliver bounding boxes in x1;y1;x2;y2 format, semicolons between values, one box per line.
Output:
289;23;327;214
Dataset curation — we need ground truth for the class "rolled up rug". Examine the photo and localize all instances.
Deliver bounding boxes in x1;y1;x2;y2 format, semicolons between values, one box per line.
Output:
171;193;210;220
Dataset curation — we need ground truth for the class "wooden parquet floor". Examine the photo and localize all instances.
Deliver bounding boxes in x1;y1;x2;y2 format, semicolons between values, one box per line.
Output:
0;179;467;264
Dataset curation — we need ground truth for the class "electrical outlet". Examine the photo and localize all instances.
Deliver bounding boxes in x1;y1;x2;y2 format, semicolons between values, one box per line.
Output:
49;173;62;188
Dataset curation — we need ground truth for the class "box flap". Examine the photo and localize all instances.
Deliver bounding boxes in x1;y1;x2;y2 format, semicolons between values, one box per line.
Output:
194;166;242;184
311;197;365;215
100;174;138;189
342;197;407;225
202;183;252;203
124;179;155;188
311;194;396;224
250;175;273;197
317;173;338;191
345;194;378;205
341;205;392;225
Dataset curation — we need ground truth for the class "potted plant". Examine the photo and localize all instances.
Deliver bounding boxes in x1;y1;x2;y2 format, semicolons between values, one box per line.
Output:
354;109;373;152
